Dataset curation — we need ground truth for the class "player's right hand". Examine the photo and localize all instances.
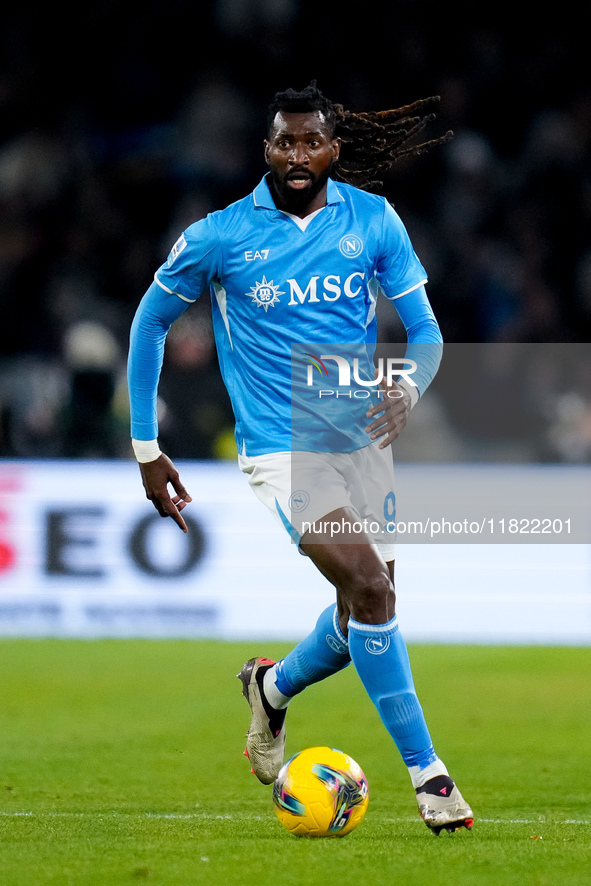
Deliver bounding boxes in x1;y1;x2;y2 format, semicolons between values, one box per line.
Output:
138;453;193;533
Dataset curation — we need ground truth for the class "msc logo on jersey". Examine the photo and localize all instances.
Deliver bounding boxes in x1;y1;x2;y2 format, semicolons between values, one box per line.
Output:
248;276;284;311
286;273;365;305
246;272;366;310
339;234;364;258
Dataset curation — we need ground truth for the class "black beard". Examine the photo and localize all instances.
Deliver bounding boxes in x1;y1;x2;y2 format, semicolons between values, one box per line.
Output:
269;165;332;215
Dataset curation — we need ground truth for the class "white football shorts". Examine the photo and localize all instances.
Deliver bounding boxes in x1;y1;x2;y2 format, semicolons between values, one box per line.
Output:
238;441;397;561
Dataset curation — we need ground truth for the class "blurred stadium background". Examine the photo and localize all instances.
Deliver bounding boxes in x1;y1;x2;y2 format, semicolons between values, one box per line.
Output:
0;1;589;643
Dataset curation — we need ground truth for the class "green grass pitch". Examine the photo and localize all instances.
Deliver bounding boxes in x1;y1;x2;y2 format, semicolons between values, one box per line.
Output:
0;639;590;885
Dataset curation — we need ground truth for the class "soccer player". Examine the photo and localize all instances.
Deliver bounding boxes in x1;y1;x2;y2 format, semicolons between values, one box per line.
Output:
127;83;473;835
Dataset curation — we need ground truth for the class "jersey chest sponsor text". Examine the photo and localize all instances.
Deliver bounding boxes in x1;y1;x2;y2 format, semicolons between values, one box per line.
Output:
246;271;367;311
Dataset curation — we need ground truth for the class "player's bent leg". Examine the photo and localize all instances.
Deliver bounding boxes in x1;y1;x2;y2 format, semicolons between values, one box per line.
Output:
303;534;473;834
237;511;366;788
302;535;434;768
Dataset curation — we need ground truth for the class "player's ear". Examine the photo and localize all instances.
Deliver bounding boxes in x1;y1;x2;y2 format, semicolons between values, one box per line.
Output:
264;140;271;166
332;137;341;161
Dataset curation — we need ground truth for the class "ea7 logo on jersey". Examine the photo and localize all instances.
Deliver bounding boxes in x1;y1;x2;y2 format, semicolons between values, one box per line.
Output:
248;276;284;311
245;249;270;261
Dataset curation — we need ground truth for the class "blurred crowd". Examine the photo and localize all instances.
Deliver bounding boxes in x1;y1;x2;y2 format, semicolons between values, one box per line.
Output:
0;2;590;462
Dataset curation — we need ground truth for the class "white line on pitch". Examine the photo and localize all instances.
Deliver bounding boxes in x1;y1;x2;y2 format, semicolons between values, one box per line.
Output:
1;811;590;825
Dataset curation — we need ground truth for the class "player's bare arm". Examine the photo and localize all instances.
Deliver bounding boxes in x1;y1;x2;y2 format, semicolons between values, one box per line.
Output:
138;453;192;533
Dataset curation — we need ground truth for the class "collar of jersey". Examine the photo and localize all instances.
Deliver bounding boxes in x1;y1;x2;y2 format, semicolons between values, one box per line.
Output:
252;174;345;211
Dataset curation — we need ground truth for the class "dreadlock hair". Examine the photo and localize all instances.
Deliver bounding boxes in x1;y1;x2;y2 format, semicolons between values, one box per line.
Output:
268;81;453;192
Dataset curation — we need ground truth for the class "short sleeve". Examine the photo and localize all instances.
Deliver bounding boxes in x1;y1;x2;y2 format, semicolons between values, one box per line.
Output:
375;202;428;300
154;215;223;303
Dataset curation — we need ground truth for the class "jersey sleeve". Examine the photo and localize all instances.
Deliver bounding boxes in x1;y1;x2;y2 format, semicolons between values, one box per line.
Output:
375;202;428;300
393;283;443;405
127;280;192;440
394;283;443;344
154;215;223;303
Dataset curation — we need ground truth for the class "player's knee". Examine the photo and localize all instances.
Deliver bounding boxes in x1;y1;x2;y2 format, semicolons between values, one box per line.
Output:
348;573;395;625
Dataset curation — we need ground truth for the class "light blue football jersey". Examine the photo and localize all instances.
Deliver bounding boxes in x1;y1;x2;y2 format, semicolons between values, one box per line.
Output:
135;174;439;456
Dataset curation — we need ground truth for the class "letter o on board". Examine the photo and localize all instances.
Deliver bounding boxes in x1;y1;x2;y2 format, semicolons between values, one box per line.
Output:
128;514;206;577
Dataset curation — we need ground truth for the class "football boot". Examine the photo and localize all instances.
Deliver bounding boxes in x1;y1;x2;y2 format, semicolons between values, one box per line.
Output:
416;775;474;835
238;657;286;785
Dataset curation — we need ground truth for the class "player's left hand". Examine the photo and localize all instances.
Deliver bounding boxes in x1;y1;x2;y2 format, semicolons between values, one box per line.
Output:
365;373;411;449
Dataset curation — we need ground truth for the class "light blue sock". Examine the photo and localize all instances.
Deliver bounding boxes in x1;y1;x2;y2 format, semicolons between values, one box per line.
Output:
348;615;437;769
273;604;351;698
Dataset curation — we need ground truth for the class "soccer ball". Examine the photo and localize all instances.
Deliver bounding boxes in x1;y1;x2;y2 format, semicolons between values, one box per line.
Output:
272;746;369;838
